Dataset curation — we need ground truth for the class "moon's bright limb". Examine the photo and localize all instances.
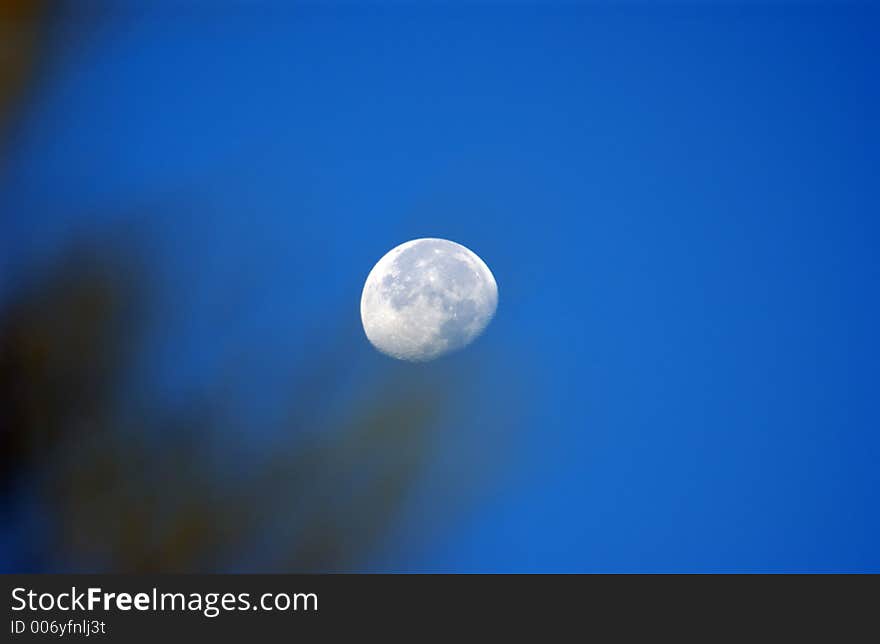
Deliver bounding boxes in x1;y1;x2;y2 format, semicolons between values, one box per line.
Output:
361;238;498;361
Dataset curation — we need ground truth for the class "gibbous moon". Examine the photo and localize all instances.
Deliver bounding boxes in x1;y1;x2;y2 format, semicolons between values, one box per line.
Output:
361;238;498;361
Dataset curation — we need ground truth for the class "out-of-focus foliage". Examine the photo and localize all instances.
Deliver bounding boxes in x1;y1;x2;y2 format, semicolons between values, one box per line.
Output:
0;246;145;495
1;244;466;572
0;0;47;155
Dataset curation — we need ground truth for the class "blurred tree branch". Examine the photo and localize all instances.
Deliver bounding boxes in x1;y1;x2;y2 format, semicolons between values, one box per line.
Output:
1;241;475;572
0;0;49;156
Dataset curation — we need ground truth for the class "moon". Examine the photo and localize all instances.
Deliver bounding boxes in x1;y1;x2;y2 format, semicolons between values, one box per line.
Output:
360;238;498;361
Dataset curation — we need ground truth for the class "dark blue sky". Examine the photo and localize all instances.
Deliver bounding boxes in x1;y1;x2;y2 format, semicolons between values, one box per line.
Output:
3;2;879;571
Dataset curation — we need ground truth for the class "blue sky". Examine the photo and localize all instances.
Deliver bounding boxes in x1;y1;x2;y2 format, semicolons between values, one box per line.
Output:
3;2;879;571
